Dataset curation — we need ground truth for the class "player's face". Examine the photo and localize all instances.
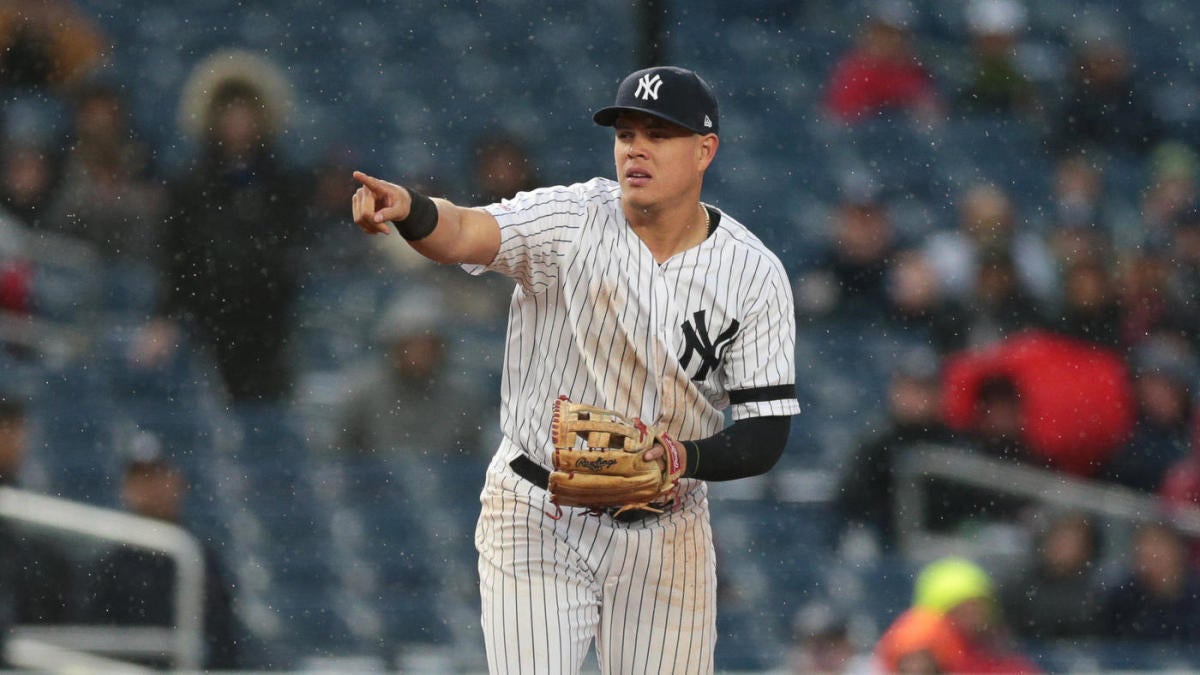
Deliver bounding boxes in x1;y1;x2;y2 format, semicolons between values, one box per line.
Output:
613;112;717;211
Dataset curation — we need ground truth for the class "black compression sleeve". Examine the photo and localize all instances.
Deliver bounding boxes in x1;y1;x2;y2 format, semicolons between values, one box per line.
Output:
683;416;790;481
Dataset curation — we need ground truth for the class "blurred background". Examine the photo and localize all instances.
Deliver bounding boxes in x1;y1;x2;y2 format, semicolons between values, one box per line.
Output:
3;0;1200;672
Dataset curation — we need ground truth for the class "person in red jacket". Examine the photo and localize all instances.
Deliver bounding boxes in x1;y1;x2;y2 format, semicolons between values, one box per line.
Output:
824;2;940;123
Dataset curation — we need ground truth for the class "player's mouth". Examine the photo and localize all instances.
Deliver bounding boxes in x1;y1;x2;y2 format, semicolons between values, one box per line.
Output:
625;169;652;187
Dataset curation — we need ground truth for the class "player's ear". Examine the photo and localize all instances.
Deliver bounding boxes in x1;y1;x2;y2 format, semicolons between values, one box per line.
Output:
696;133;719;171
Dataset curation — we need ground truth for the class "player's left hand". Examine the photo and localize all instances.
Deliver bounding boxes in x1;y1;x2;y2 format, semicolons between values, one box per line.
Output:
644;438;686;475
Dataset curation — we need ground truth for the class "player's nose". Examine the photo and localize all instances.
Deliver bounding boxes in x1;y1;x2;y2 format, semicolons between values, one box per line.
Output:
623;134;648;158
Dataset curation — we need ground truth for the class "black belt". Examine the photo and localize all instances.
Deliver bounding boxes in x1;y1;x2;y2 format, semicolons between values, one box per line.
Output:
508;454;657;523
509;454;551;488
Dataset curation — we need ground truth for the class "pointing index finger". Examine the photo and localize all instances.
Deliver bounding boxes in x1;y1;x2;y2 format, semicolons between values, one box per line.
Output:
352;170;384;190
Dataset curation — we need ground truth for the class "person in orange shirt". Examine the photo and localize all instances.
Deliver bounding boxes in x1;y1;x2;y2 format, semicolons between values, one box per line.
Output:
876;557;1040;674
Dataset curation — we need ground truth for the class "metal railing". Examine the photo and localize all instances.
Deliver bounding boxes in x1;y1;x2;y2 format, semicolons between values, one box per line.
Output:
0;487;206;670
893;444;1200;562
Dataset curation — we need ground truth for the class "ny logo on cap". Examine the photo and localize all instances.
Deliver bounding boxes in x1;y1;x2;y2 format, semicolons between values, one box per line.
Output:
635;73;663;101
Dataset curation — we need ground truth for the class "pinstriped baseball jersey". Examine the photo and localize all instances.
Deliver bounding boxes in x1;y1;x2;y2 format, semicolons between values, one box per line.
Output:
467;175;798;674
466;176;800;477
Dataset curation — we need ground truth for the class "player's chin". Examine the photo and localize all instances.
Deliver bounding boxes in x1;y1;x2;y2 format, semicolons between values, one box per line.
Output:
620;186;656;209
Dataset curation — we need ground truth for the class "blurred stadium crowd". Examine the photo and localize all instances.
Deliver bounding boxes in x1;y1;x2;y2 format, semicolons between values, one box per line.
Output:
3;0;1200;671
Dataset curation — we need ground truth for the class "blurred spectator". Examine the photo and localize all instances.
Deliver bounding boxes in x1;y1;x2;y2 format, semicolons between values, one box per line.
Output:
1165;207;1200;341
1051;258;1122;348
0;396;74;623
874;606;955;674
795;175;897;317
876;557;1039;673
299;146;376;275
999;510;1103;640
956;248;1045;349
823;1;940;124
1046;219;1107;270
470;131;539;204
884;249;968;354
334;287;487;456
43;80;165;262
1100;337;1195;492
0;0;107;90
923;183;1056;306
1100;521;1200;642
837;346;956;549
1052;19;1159;157
968;375;1031;465
1139;141;1199;235
1158;396;1200;521
82;431;240;669
787;601;870;674
943;331;1134;476
133;50;308;403
1043;155;1119;263
0;397;27;488
929;374;1036;531
1119;243;1195;348
1046;153;1099;233
0;140;57;228
955;0;1039;117
0;254;31;318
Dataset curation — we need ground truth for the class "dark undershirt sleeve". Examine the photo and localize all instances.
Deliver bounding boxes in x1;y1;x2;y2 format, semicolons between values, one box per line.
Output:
682;416;790;481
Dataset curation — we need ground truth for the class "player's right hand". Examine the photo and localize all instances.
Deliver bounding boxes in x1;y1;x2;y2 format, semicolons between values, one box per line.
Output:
351;171;410;235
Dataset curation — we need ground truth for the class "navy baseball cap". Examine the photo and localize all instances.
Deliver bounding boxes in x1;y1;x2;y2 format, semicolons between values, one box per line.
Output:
593;66;719;136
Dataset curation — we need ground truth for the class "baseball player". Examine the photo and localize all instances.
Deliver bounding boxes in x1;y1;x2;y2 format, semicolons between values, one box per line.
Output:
351;66;800;674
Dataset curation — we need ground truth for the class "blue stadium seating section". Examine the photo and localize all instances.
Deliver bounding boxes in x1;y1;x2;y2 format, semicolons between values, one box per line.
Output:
7;0;1199;670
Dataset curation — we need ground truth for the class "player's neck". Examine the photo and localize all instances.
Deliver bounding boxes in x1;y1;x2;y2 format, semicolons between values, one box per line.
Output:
623;196;709;264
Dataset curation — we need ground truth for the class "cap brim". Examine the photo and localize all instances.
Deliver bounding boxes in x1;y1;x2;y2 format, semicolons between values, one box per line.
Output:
592;106;706;135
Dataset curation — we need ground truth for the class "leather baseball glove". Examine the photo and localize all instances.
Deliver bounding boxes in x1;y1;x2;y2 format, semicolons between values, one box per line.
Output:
549;397;685;517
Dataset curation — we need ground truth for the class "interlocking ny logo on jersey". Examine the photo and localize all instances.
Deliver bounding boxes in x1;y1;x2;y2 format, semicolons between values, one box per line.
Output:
635;73;663;101
680;310;740;381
